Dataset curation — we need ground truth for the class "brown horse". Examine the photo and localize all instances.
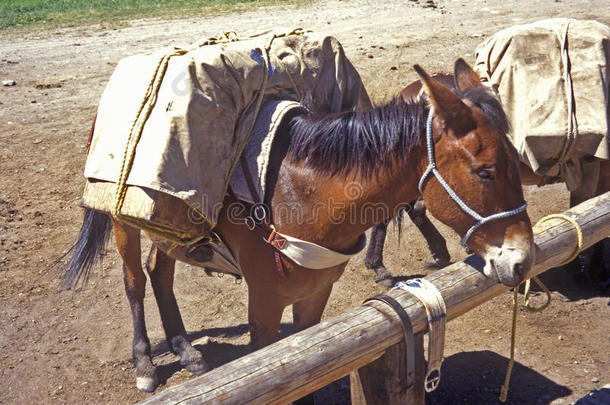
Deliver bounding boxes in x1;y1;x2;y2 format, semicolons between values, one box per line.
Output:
62;60;534;392
366;72;610;286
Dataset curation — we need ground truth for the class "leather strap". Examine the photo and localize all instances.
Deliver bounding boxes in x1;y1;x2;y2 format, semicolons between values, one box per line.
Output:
237;154;287;281
240;154;263;203
395;279;446;392
364;294;416;388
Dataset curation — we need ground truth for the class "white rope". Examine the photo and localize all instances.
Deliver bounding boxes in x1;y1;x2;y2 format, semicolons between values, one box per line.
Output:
418;109;528;245
395;278;447;392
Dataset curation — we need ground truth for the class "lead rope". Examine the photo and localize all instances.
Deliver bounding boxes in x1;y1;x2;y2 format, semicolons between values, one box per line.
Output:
500;213;583;402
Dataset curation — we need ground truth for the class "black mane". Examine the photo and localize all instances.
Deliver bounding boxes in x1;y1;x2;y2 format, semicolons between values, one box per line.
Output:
287;99;428;178
286;85;508;178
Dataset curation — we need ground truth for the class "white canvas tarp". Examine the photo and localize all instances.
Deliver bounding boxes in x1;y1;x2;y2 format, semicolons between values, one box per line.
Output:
82;29;370;241
474;18;609;192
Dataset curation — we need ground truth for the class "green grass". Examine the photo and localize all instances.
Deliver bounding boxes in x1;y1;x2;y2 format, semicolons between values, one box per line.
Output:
0;0;288;30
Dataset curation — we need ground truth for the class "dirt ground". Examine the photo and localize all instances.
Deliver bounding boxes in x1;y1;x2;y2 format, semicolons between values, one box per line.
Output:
1;0;609;403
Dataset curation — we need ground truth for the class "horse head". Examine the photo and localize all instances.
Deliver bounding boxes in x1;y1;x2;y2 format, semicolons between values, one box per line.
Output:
414;60;534;287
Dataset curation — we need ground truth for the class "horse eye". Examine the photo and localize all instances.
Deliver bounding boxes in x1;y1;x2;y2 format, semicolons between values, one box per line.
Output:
477;169;492;179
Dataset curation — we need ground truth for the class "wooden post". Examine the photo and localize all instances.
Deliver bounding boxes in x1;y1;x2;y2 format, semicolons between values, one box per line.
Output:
138;192;610;405
350;333;425;405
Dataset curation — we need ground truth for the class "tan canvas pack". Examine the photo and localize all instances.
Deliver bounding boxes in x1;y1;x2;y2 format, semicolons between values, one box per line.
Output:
474;19;609;192
82;29;371;244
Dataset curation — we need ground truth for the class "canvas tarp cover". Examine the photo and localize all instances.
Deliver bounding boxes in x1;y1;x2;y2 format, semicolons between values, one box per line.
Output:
474;18;610;191
83;29;371;241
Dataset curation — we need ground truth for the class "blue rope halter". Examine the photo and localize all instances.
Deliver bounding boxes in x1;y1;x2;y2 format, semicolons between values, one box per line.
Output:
418;109;527;246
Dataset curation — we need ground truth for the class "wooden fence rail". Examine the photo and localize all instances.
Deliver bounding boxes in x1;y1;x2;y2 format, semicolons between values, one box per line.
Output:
140;191;610;405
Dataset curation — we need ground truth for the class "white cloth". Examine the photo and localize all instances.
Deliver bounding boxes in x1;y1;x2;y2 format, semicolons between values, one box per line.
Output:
278;232;367;269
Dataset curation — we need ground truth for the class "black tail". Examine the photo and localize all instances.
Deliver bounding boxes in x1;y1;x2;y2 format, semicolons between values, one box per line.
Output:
61;209;112;290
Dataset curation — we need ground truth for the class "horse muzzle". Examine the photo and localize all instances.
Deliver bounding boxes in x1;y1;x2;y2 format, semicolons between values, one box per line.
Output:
482;238;535;287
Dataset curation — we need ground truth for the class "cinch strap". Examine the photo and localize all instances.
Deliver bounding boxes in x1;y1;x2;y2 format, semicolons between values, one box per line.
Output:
418;109;527;245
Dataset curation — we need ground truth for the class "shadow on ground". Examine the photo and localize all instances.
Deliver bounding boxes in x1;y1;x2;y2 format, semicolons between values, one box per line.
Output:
426;350;571;404
149;322;295;386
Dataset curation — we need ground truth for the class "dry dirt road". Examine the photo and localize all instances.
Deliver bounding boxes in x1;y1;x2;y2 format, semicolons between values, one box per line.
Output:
1;0;609;403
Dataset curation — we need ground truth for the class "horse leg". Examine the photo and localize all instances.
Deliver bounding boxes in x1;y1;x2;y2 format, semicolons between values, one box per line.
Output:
569;154;605;279
568;192;596;280
407;199;450;267
247;291;286;350
145;245;210;375
364;218;394;287
291;285;334;405
569;157;605;281
292;284;334;333
593;159;610;285
365;199;451;288
601;238;610;287
113;220;157;392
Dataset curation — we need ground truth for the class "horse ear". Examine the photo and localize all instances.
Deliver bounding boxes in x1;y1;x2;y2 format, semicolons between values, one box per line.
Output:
454;58;482;92
414;64;476;136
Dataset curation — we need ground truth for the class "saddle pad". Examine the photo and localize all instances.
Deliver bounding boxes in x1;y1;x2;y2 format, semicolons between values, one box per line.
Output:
230;100;308;204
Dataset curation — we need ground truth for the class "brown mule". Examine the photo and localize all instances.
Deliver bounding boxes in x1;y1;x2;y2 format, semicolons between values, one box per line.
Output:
366;70;610;286
63;59;534;392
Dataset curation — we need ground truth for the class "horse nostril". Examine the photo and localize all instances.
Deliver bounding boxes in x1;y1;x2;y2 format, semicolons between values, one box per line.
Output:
514;262;524;278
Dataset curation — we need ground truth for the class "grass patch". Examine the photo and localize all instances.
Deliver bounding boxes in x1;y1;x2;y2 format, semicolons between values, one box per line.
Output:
1;0;299;30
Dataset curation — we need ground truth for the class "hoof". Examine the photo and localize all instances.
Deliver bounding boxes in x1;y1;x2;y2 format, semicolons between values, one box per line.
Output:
373;267;394;288
376;277;395;288
432;255;450;268
179;344;211;375
136;375;158;392
185;359;211;375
